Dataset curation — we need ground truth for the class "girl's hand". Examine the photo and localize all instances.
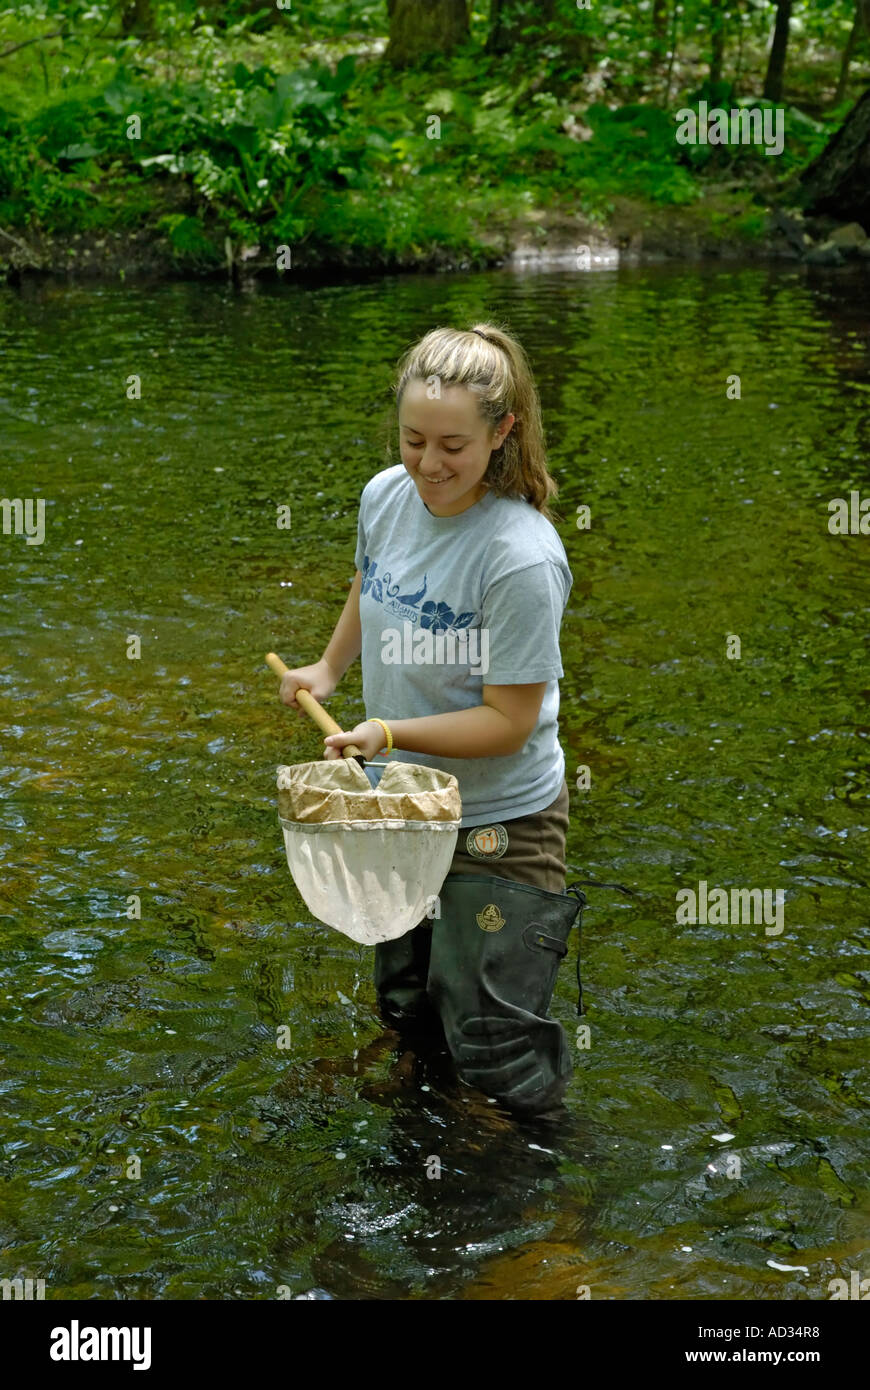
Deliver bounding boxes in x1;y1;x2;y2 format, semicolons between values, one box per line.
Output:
279;659;337;710
323;721;387;762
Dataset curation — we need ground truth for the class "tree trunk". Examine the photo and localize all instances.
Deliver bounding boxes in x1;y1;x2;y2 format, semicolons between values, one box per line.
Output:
762;0;792;102
651;0;669;68
121;0;155;36
710;0;726;85
734;0;746;93
801;87;870;227
487;0;556;54
834;0;870;107
387;0;469;66
663;1;680;105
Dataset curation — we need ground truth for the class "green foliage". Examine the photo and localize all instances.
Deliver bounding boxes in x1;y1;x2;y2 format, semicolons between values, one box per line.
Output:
0;0;865;267
156;210;220;262
567;104;699;206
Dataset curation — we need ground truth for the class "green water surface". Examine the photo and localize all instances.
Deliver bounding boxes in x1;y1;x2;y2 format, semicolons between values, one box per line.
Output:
1;263;868;1300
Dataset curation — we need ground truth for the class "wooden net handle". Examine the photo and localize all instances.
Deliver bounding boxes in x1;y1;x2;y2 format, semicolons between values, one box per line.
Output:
265;652;364;761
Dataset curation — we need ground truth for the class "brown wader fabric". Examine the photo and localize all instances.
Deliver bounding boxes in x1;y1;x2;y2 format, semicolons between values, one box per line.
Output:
449;779;570;894
373;780;571;1024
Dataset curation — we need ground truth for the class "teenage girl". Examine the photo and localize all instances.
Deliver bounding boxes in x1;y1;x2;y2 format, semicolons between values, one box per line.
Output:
279;324;582;1117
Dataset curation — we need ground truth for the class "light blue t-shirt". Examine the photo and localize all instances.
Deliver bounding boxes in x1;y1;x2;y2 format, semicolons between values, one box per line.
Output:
354;465;573;827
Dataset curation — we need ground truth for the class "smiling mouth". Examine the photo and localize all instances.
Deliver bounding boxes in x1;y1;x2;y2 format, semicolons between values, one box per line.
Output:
421;474;453;485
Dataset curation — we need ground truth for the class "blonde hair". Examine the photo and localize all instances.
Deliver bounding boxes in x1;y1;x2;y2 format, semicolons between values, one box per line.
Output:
392;322;559;518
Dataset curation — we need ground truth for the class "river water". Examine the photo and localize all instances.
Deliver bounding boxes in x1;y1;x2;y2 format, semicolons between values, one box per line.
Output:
1;263;868;1300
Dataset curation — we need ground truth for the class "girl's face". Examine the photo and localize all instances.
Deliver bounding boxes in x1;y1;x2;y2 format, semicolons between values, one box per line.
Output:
398;380;515;517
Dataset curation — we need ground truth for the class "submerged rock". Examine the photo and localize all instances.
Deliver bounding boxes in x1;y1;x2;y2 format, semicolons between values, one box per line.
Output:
828;221;867;248
805;241;845;266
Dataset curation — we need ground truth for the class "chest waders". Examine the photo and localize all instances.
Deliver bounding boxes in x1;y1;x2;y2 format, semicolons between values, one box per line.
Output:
375;875;587;1117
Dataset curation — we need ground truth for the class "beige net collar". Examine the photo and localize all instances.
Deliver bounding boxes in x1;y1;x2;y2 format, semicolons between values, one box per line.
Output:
276;759;462;825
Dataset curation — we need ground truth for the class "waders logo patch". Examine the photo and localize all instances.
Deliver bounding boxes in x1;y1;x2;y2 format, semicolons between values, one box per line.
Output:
476;903;505;933
466;824;509;860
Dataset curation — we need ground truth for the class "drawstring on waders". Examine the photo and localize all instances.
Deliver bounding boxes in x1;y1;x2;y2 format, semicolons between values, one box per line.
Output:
566;877;640;1015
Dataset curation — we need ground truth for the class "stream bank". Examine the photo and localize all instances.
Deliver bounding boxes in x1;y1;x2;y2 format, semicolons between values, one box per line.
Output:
4;193;869;283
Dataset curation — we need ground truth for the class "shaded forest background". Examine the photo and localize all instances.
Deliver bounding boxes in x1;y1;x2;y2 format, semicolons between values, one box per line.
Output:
1;0;868;272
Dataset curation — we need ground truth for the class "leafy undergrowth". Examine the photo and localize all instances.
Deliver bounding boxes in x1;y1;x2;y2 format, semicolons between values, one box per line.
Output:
0;3;858;274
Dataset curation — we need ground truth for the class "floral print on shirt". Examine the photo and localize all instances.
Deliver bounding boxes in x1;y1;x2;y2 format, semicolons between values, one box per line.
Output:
360;555;477;633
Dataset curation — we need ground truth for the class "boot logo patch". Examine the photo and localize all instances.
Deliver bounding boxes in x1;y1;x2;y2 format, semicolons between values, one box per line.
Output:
476;903;506;933
466;824;509;860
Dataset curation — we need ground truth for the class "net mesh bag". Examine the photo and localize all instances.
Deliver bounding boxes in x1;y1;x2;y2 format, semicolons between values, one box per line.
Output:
276;758;462;945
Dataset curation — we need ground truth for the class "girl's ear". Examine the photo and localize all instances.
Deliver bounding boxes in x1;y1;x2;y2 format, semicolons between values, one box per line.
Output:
494;412;516;446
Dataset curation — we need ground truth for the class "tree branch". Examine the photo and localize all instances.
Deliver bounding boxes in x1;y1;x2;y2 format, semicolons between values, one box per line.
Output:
0;226;40;262
0;29;68;61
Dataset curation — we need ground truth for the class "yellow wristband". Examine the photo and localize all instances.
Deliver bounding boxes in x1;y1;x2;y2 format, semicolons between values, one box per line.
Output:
369;718;393;756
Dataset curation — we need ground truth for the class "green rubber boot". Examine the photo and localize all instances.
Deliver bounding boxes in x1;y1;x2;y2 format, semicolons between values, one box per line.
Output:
374;923;438;1029
427;874;585;1117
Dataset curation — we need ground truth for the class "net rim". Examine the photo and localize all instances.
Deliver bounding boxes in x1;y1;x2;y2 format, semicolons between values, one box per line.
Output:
279;816;461;834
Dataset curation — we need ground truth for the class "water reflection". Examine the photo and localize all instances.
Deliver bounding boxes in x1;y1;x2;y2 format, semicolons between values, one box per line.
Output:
1;262;867;1299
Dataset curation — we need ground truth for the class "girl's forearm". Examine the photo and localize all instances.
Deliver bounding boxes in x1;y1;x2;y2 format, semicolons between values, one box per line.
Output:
321;571;362;679
386;706;519;760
